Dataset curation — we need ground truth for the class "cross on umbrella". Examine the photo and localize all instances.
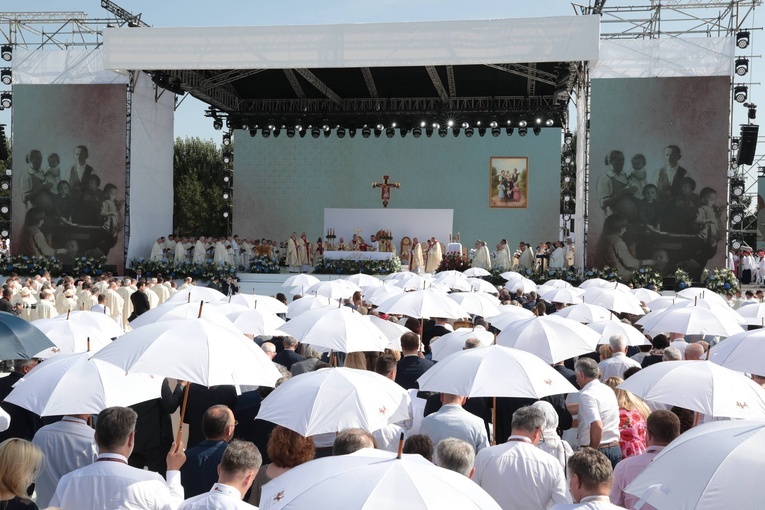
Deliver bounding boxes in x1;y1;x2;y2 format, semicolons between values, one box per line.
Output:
372;175;400;208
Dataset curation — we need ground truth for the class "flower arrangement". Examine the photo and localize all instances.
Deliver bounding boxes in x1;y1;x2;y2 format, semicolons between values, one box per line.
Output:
438;253;471;272
128;258;236;281
0;255;63;276
73;256;107;276
674;269;692;291
703;267;739;294
314;256;401;275
582;266;619;282
538;267;583;287
248;255;280;274
630;267;663;291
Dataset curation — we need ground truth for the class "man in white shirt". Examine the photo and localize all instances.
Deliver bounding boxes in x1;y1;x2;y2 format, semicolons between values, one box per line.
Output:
598;335;641;381
33;413;98;508
51;406;187;510
419;393;489;454
91;293;111;316
552;448;626;509
179;439;261;509
549;241;566;269
473;406;570;510
575;358;622;468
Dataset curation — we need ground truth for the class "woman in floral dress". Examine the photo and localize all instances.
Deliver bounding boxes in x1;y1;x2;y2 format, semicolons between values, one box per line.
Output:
604;376;651;458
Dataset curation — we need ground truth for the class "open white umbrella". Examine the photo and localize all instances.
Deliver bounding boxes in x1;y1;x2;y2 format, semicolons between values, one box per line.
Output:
277;307;389;353
543;279;574;289
430;327;494;361
500;271;523;281
640;299;745;326
676;287;729;307
256;367;410;436
735;303;765;326
345;273;382;289
260;448;501;510
286;296;335;319
645;296;681;312
231;294;288;314
31;320;113;359
377;289;468;320
554;303;618;323
448;292;502;318
434;270;467;282
504;277;537;294
464;267;491;277
578;278;613;289
5;352;162;416
618;360;765;419
282;273;320;289
433;276;472;292
582;287;644;315
393;274;433;291
631;287;662;304
539;287;584;305
417;344;578;398
165;286;226;304
625;420;765;510
362;285;404;307
304;280;357;300
205;301;250;316
636;305;744;337
363;315;410;351
128;301;234;330
466;278;499;294
496;315;600;364
49;311;123;338
587;320;650;346
709;329;765;375
226;309;286;336
486;307;535;331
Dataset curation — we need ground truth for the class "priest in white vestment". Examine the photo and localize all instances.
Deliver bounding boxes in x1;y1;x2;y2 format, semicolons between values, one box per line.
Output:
35;290;58;320
409;238;424;274
549;242;566;269
56;290;78;315
286;233;301;272
213;238;229;266
495;240;512;271
115;281;134;331
13;288;38;322
145;284;160;309
104;284;124;327
193;237;207;264
472;241;492;271
149;238;164;261
425;238;443;273
517;242;535;271
174;239;187;267
163;235;176;258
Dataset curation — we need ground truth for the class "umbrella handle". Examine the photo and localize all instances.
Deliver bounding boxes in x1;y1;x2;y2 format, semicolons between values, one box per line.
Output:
492;396;497;446
177;382;190;445
198;300;204;319
396;432;405;459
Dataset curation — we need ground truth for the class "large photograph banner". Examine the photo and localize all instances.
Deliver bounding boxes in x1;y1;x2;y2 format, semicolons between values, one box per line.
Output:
12;84;127;270
587;77;730;281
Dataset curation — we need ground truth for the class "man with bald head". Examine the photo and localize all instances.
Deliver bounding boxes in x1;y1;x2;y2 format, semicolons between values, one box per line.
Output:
180;405;237;499
684;343;705;361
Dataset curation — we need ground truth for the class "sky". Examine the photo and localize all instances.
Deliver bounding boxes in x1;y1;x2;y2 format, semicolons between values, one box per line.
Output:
1;1;760;144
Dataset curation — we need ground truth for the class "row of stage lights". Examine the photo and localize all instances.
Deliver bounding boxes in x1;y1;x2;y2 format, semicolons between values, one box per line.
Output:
0;46;10;237
0;45;10;111
733;30;752;103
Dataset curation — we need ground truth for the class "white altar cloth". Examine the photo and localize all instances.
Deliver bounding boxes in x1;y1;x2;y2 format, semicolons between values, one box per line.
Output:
323;251;394;261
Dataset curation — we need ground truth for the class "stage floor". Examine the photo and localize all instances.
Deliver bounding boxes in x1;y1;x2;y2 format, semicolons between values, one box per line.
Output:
236;270;384;298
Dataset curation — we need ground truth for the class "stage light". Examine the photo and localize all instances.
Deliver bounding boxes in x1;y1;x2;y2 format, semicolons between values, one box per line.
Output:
518;120;528;128
731;208;744;224
731;158;738;169
446;120;454;128
376;123;384;131
323;129;331;138
735;85;748;103
736;58;749;76
461;122;469;129
563;175;572;184
564;154;573;165
0;230;7;238
535;117;542;125
433;123;440;129
730;237;743;250
223;155;232;164
0;206;8;215
0;92;11;109
295;124;303;132
412;127;422;138
222;133;231;146
336;127;345;138
1;45;11;62
286;127;296;138
312;127;320;138
564;132;573;145
212;118;223;131
272;128;280;138
438;127;448;137
391;122;397;128
746;102;757;121
732;137;740;151
223;175;231;184
362;127;371;138
737;30;750;49
465;127;474;137
385;128;395;138
491;127;501;137
348;128;356;138
323;124;330;132
478;127;486;137
222;210;230;219
518;127;528;137
0;69;10;85
261;128;270;138
452;127;459;137
425;127;433;137
505;127;513;136
420;121;427;128
373;128;382;138
731;178;745;197
544;118;555;127
563;213;571;222
533;126;541;136
563;193;572;202
489;121;498;128
223;192;230;200
0;182;8;191
400;128;408;138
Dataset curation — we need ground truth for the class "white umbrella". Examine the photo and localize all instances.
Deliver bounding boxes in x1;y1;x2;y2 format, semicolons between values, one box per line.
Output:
466;278;499;294
49;311;123;338
500;271;523;281
128;301;234;330
709;329;765;375
393;274;433;291
31;320;113;359
5;352;162;416
578;278;613;289
417;344;578;398
631;287;662;304
433;276;472;292
464;267;491;277
363;315;410;350
676;287;729;308
554;303;618;323
286;296;335;319
91;319;281;388
430;327;494;361
636;305;744;337
377;289;468;320
165;286;226;304
486;307;535;330
645;296;681;312
639;299;745;326
587;320;650;346
362;285;404;307
226;309;286;336
448;293;502;318
496;315;600;364
625;420;765;510
304;280;357;300
539;287;584;305
504;277;537;294
582;287;644;315
205;301;250;316
542;279;574;289
231;294;288;314
618;360;765;419
345;273;382;289
277;307;389;353
260;448;501;510
256;367;410;436
282;274;320;289
735;303;765;326
434;270;467;282
384;271;419;282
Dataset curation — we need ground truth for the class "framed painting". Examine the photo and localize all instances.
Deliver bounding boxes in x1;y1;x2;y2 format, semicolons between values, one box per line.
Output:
490;157;528;209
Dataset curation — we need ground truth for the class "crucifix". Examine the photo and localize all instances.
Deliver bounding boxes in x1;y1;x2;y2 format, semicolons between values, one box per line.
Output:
371;175;400;208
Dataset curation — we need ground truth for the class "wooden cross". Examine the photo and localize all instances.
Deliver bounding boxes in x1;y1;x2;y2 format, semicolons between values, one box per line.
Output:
372;175;400;208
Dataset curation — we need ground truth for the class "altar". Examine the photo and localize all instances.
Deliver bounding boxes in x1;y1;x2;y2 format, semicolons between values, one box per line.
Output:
322;251;394;261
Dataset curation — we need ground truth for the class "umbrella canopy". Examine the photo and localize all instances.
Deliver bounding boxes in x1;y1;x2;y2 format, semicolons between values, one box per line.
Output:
496;315;600;364
485;307;535;331
618;360;765;419
578;278;613;289
587;320;650;346
128;301;234;330
466;278;499;294
735;303;765;326
554;303;617;323
286;296;335;320
463;267;491;277
636;305;744;337
384;271;419;282
165;287;226;304
230;294;288;314
91;319;281;388
49;311;123;338
432;276;472;292
504;277;537;294
582;287;645;315
362;285;404;307
363;315;410;351
277;307;389;353
31;320;113;359
205;301;250;316
304;280;357;300
433;270;468;282
377;289;468;320
647;299;745;325
260;448;502;510
676;287;729;307
539;287;584;305
4;352;162;416
256;367;410;436
631;287;662;304
393;275;433;291
500;271;523;281
226;309;286;336
430;327;495;361
709;329;765;375
417;344;578;398
542;279;574;289
625;420;765;510
0;312;56;361
448;293;502;318
282;274;320;289
345;273;383;289
645;296;681;312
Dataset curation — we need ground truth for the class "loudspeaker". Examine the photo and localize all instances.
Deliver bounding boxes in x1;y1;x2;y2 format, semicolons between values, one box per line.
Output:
737;124;759;166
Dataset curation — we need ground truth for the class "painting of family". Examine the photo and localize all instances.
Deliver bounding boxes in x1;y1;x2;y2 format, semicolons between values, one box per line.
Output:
490;157;528;208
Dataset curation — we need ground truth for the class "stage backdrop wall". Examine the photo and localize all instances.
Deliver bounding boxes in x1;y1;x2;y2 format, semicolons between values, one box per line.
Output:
587;76;729;280
233;131;561;250
12;84;127;270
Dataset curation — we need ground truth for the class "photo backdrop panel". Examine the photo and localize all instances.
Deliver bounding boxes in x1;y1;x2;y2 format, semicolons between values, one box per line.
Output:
233;131;561;251
587;76;730;280
12;84;127;269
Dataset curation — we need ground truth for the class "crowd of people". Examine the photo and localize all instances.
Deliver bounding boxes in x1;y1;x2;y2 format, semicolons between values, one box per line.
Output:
148;235;280;270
